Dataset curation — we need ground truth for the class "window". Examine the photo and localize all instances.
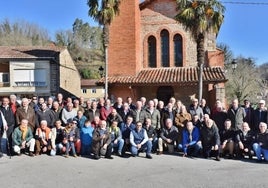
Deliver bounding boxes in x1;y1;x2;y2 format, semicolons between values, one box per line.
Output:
161;29;170;67
148;36;156;68
13;69;47;87
82;89;87;94
91;88;96;93
174;34;183;67
0;73;9;83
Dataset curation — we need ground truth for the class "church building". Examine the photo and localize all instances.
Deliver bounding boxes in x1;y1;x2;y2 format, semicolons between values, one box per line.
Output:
98;0;227;106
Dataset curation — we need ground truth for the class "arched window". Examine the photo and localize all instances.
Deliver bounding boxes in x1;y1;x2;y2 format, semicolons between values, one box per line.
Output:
161;29;170;67
174;34;183;67
148;36;156;68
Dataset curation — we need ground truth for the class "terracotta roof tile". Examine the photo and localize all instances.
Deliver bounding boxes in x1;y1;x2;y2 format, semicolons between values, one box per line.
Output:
97;67;227;85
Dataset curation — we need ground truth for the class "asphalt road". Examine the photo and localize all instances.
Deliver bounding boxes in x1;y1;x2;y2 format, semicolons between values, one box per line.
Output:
0;153;267;188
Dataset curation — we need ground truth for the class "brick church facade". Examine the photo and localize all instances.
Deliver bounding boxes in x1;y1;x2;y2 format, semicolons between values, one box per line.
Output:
99;0;227;106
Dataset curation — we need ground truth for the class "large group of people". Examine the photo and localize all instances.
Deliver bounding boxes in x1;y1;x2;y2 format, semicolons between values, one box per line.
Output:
0;93;268;163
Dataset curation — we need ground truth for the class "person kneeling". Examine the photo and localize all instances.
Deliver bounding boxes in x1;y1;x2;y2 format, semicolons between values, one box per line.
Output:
178;121;201;157
92;120;113;160
130;121;152;159
12;119;35;157
35;120;52;155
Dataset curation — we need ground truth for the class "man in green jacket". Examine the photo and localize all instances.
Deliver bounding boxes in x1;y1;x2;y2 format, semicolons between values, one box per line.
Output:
12;119;35;156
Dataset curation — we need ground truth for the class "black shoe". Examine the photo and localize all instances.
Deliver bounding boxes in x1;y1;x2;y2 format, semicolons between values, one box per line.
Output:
146;154;152;159
132;154;137;157
0;152;3;158
117;152;122;157
94;155;100;160
215;156;221;161
228;154;234;159
105;156;113;159
29;152;34;157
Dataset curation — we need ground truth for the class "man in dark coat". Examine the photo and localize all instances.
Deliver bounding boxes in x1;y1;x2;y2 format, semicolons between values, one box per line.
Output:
200;118;221;161
92;120;113;160
0;97;15;155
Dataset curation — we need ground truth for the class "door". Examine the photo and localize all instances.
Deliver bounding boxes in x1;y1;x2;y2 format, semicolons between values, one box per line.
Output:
157;86;174;105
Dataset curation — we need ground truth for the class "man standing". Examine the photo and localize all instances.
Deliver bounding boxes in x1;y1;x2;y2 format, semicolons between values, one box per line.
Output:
16;98;36;132
252;100;267;133
130;121;152;159
145;100;161;130
227;99;246;131
0;97;14;155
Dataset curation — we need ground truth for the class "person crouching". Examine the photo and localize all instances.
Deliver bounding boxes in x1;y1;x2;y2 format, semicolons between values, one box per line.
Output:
35;120;52;155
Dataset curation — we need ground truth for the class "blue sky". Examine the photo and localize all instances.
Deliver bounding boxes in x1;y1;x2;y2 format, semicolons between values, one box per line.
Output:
0;0;267;65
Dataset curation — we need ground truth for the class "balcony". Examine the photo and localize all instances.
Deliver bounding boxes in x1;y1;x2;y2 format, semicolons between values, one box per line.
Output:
14;81;47;87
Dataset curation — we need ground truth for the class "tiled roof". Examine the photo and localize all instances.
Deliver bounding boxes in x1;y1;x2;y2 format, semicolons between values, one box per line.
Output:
81;79;99;87
97;67;227;85
0;46;62;59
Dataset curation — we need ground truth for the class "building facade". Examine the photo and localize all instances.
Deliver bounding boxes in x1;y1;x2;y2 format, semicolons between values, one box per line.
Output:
98;0;227;106
0;46;81;99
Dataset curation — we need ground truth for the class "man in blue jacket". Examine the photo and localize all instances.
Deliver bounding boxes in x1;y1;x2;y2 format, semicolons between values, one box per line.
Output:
178;121;201;157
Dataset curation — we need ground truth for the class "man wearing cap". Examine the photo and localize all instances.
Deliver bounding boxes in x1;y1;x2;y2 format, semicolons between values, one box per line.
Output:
253;100;267;133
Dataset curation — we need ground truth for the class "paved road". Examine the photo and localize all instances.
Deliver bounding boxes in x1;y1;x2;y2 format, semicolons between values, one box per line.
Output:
0;153;267;188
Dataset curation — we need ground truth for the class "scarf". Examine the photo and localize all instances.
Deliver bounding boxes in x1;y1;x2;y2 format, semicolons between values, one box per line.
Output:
20;125;28;141
37;127;51;140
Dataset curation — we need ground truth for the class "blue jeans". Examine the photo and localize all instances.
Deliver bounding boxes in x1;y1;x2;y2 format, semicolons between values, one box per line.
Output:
178;143;202;156
111;139;124;154
66;141;76;155
81;144;92;155
253;143;268;161
151;137;158;152
131;140;152;156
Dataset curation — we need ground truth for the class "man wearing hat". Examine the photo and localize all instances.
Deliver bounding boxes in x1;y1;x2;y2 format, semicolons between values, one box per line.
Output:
253;100;267;133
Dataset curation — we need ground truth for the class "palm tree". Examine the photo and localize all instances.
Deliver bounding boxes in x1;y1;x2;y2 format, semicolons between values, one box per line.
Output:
175;0;225;102
87;0;122;99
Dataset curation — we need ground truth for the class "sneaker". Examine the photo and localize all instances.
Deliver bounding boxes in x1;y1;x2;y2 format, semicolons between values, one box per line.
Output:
157;151;163;155
73;154;78;158
146;154;152;159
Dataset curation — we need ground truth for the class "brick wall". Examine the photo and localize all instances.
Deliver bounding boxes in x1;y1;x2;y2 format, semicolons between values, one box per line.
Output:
108;0;141;76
